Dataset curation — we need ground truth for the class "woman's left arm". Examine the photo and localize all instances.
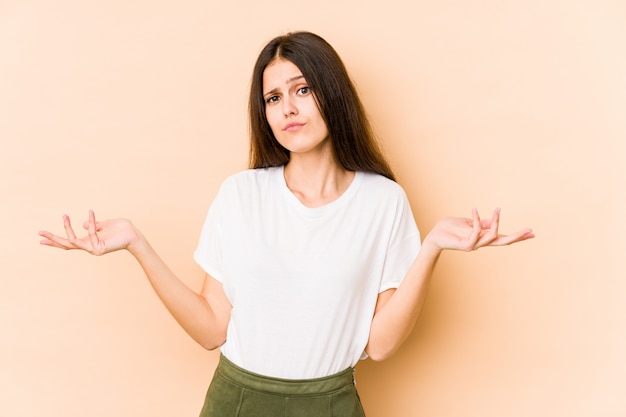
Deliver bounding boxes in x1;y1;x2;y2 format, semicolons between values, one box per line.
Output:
365;208;534;361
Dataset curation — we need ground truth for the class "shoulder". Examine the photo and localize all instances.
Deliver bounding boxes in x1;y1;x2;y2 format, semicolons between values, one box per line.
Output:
212;167;283;207
358;172;409;200
353;172;415;218
220;167;282;191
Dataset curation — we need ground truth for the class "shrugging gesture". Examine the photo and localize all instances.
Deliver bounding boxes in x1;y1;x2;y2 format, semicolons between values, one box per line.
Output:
426;207;534;252
366;207;533;361
39;210;231;350
39;210;138;255
36;31;535;416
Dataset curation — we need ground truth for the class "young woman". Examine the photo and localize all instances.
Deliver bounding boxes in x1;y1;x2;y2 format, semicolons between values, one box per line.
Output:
39;31;534;417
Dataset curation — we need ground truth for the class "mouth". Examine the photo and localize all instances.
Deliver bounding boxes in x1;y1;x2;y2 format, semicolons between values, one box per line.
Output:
283;122;305;131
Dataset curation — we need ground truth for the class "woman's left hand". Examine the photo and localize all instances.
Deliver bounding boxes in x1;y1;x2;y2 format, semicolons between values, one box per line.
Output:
424;208;534;252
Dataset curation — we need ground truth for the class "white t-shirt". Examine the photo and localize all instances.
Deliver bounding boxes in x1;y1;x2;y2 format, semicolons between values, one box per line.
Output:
194;166;421;379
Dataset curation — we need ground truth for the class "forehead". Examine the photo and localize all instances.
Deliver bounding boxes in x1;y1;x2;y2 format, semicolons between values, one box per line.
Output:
262;59;304;89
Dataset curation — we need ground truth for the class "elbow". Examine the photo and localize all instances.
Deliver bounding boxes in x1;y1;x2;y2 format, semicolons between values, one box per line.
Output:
196;331;227;351
194;310;229;351
198;342;224;350
367;351;392;362
365;342;398;362
366;328;410;361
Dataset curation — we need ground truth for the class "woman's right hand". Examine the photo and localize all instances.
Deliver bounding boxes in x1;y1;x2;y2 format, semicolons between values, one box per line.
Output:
39;210;139;256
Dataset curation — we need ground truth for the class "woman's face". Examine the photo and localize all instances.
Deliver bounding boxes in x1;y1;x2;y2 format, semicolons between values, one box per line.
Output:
262;59;330;157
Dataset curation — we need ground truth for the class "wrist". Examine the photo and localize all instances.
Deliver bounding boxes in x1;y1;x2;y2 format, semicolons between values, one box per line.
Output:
421;234;443;257
126;226;147;256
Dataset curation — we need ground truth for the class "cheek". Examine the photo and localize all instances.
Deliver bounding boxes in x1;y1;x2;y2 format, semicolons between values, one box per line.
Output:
264;108;282;137
264;108;276;126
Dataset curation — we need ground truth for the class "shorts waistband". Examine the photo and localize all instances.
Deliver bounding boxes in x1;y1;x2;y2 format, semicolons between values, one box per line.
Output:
215;354;355;396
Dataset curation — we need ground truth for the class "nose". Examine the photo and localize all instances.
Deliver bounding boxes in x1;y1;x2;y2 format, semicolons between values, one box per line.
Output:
282;96;298;117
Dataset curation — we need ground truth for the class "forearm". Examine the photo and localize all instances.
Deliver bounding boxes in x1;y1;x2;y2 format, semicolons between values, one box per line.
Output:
127;233;226;350
365;240;441;361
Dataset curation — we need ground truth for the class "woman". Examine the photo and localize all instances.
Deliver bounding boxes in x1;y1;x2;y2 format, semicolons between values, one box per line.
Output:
39;31;534;417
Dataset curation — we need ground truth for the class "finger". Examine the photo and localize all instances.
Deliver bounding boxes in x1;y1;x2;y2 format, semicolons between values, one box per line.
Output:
62;214;78;242
61;215;91;251
492;208;501;235
466;208;482;250
491;228;535;246
38;230;74;250
63;214;95;252
86;210;101;252
477;208;500;247
40;238;71;250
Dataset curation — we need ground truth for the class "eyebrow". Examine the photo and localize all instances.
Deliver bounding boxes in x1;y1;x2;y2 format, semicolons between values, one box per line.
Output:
263;74;305;97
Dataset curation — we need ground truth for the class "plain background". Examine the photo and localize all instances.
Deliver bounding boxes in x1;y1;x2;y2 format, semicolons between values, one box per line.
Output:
1;0;625;416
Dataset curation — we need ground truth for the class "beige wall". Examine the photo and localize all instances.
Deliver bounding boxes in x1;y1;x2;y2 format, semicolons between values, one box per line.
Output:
1;1;624;416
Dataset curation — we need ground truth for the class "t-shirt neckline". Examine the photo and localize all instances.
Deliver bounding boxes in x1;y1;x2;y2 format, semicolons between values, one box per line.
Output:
276;165;363;218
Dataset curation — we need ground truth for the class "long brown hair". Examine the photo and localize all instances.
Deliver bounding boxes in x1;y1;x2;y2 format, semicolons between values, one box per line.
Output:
248;31;396;182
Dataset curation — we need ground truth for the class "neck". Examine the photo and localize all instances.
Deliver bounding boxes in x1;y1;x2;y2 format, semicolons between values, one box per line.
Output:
284;155;355;208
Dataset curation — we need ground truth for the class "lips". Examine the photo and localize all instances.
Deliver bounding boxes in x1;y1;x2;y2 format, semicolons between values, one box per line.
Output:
283;122;305;131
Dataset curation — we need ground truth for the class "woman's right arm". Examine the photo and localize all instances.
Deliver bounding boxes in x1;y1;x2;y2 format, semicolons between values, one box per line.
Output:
39;210;231;350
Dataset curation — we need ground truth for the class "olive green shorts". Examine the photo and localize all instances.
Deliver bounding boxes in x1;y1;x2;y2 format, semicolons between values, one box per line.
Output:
199;354;366;417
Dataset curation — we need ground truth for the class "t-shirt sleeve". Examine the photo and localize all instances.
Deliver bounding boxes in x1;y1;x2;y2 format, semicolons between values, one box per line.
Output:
378;189;421;292
193;183;227;282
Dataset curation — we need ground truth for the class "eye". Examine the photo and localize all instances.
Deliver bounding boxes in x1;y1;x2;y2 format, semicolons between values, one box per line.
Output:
265;95;279;104
297;86;310;95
